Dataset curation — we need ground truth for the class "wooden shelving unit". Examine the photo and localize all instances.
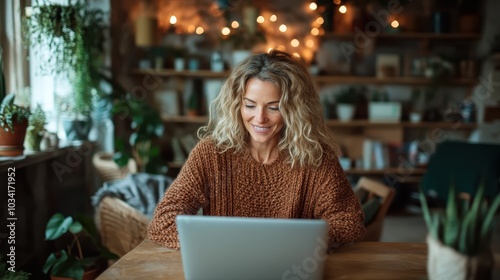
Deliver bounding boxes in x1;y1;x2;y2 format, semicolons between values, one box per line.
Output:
321;32;482;40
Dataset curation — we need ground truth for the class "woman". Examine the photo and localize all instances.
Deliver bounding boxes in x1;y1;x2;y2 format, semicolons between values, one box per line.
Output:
148;50;365;249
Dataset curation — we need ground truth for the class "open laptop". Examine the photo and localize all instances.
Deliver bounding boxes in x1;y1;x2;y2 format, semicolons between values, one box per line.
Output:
176;215;328;280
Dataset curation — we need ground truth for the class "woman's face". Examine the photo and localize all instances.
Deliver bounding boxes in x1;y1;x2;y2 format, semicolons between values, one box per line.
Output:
241;78;284;147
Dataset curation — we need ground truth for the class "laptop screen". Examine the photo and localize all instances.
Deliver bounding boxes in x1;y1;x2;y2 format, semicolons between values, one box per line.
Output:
176;215;328;280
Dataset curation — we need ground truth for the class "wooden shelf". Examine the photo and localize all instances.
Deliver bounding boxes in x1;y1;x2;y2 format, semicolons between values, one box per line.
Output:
162;115;208;124
321;32;482;40
324;120;478;129
313;76;477;86
134;69;476;87
132;69;229;78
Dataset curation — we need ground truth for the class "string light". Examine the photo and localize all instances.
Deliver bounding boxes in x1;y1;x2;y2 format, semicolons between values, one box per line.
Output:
315;17;324;25
257;16;265;23
279;24;287;32
231;21;239;28
311;27;319;36
270;14;277;22
291;39;299;47
309;2;317;11
170;15;177;24
293;52;301;58
187;25;196;33
306;39;315;48
391;20;400;28
333;0;341;4
196;27;204;34
339;5;347;14
221;27;230;35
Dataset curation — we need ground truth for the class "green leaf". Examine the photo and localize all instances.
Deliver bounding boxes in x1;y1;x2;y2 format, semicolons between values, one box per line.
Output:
444;183;459;247
419;191;432;227
481;193;500;243
45;214;73;240
69;220;83;234
112;151;131;167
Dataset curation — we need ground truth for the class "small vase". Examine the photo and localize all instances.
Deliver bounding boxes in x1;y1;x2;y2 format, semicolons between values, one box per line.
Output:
24;130;44;152
427;235;494;280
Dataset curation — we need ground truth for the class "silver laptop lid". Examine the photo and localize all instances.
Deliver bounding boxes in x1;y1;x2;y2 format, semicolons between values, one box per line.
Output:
176;215;328;280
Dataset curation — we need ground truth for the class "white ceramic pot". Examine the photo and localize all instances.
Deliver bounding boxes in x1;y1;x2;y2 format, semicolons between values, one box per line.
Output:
336;104;355;121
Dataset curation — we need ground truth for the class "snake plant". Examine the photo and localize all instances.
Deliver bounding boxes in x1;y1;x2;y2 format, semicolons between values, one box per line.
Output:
420;184;500;256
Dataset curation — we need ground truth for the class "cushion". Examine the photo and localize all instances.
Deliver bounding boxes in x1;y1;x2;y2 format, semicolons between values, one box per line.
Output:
362;197;381;226
421;141;500;202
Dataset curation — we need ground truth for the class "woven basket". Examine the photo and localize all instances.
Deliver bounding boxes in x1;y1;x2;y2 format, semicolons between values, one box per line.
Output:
95;196;150;257
92;152;138;183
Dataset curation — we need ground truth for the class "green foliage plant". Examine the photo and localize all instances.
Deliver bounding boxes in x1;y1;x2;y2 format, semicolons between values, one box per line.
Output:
420;183;500;256
335;87;359;104
42;213;117;280
112;93;166;174
23;1;107;116
0;254;31;280
27;104;47;135
0;94;31;133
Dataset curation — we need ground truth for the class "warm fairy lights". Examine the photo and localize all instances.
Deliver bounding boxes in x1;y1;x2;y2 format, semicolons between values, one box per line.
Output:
339;5;347;14
391;20;400;28
221;27;230;36
196;27;204;34
134;1;325;63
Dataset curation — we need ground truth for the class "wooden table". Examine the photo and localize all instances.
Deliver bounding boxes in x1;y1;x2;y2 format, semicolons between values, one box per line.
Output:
98;239;433;280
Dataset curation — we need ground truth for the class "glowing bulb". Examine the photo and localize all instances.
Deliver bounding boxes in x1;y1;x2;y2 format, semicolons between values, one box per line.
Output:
291;39;299;47
231;21;239;28
333;0;341;4
196;27;204;34
222;27;230;35
170;15;177;24
188;25;196;33
391;20;399;28
309;2;317;10
257;16;265;23
339;5;347;14
293;53;300;58
270;14;277;22
279;24;287;32
267;48;273;53
311;27;319;36
306;39;315;48
316;17;324;25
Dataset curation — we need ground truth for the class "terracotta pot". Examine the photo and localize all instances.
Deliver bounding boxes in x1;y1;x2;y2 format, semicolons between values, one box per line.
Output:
0;120;28;156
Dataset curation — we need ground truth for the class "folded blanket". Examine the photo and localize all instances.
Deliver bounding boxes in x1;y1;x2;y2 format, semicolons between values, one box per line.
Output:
92;172;173;219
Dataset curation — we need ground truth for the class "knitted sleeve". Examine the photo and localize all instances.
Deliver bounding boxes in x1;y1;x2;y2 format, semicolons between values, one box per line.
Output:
313;155;366;248
147;141;210;249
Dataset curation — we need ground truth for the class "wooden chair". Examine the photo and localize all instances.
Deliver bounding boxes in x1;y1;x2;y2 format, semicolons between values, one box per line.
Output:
354;176;395;242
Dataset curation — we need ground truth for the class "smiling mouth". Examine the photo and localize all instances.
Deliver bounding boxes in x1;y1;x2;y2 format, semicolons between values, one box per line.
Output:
252;125;271;132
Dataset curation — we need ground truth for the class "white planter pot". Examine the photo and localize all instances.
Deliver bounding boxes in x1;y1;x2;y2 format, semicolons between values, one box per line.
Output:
427;236;493;280
368;102;401;122
174;58;185;71
336;104;355;121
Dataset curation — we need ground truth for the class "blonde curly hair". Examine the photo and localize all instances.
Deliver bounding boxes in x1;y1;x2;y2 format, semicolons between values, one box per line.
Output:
198;49;338;168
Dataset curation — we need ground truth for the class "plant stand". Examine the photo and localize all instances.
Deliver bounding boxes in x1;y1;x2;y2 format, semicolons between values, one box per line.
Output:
427;236;494;280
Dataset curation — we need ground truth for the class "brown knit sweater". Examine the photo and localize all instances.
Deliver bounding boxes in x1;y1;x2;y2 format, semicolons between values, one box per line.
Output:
148;139;365;249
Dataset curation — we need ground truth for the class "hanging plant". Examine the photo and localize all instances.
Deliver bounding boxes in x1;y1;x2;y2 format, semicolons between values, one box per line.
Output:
23;0;107;116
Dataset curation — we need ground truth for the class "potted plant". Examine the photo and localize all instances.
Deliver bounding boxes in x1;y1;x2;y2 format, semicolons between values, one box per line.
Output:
23;1;107;140
420;184;500;280
111;93;167;174
0;90;31;156
43;213;117;280
368;89;401;122
0;254;31;280
335;87;358;121
24;104;47;152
